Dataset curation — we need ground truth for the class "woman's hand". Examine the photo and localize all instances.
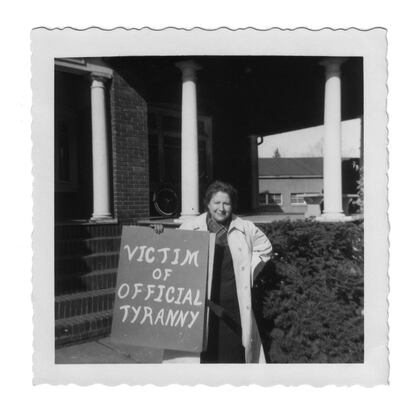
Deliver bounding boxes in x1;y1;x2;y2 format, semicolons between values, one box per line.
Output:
151;224;165;234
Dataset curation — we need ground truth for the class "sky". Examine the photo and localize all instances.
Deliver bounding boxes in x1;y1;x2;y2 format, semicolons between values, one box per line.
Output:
259;118;361;158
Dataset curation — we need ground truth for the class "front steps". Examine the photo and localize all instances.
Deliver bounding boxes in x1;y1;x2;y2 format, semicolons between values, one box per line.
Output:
55;223;123;348
55;311;114;347
55;287;116;320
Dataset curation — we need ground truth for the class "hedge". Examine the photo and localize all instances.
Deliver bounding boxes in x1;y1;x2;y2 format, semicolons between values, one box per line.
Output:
254;219;364;363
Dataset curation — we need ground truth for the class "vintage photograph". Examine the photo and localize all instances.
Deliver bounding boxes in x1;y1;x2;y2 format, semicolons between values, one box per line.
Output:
32;28;387;384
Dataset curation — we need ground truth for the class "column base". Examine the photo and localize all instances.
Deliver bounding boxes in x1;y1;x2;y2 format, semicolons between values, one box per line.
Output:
90;213;113;222
316;212;353;222
174;213;200;224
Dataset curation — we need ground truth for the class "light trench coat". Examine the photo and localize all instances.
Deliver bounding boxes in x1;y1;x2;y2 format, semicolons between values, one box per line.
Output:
180;212;273;363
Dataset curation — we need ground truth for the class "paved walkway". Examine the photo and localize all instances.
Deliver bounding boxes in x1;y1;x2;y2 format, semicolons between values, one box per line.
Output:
55;338;163;364
55;338;202;364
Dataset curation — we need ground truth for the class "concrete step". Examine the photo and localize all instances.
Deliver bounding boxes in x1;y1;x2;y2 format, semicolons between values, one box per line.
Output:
55;310;113;348
55;236;121;257
55;268;118;295
55;251;120;276
55;288;115;320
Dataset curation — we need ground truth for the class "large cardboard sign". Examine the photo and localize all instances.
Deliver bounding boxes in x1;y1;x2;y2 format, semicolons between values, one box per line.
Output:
111;226;210;353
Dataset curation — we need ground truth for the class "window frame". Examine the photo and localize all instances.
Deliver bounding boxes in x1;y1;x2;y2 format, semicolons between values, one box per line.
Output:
259;192;283;206
290;192;317;205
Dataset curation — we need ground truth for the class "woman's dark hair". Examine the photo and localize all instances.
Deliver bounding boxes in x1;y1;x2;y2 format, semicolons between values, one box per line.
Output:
203;180;238;211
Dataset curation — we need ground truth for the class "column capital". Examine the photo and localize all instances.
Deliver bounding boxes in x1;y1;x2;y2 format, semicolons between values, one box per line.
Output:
248;134;263;145
319;57;347;75
90;72;111;85
176;60;202;80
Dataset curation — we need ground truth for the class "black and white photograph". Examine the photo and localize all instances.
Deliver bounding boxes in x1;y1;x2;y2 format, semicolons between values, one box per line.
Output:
32;27;388;385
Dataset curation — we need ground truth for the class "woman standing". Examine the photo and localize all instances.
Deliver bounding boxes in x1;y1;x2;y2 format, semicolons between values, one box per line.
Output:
179;181;273;363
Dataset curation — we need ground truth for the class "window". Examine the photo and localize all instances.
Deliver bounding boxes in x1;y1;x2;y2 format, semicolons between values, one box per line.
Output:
290;193;317;205
148;107;213;187
259;193;267;205
56;122;71;182
55;116;78;192
259;192;282;206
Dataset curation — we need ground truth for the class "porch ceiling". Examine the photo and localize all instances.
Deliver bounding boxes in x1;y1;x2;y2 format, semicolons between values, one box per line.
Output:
105;55;363;138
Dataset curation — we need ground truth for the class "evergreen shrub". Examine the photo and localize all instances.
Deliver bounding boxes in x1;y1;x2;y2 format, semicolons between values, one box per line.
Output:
254;219;364;363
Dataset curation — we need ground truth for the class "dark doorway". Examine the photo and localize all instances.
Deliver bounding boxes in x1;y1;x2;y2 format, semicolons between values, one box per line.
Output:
55;70;93;221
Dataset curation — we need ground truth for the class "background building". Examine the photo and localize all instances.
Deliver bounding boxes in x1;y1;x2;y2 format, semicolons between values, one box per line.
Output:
258;157;359;214
257;118;361;214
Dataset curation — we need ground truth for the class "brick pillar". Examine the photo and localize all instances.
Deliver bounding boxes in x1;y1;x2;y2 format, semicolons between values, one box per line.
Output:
110;72;150;221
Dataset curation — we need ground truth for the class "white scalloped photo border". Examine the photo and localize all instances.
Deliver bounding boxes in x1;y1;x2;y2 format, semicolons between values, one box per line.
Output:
31;27;388;385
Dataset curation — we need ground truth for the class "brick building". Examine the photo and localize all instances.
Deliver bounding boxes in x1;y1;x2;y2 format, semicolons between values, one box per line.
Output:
54;56;363;347
258;157;359;214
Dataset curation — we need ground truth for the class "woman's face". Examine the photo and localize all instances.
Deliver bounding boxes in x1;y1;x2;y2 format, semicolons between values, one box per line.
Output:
207;191;232;223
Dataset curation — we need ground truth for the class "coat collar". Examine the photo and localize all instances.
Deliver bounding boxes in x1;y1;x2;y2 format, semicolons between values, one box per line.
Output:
191;212;245;234
228;215;245;234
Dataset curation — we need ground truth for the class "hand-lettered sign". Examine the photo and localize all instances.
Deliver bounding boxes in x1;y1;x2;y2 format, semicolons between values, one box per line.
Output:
110;226;211;353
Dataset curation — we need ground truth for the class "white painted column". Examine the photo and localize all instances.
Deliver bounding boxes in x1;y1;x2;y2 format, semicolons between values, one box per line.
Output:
318;58;349;222
90;74;111;221
176;60;201;221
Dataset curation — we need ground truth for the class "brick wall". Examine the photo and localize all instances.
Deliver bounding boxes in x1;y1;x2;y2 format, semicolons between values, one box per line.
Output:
110;72;150;221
